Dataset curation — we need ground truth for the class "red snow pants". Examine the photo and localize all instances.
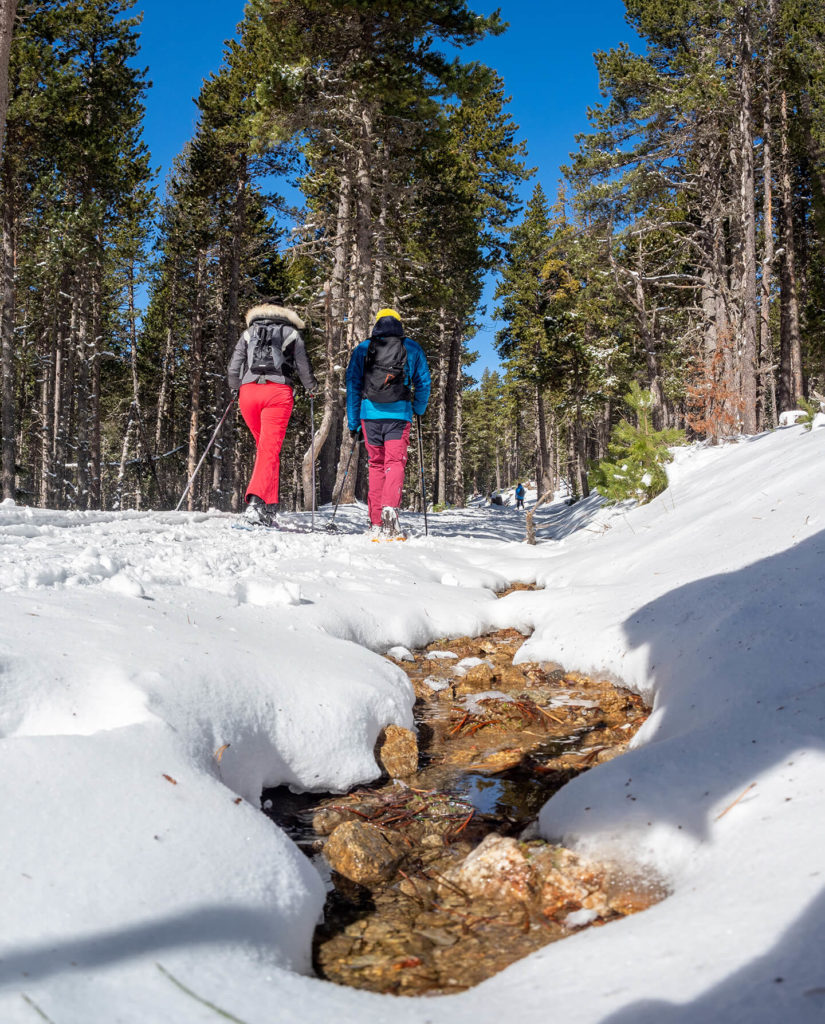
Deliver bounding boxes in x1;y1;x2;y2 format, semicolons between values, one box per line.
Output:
361;418;411;525
238;381;294;505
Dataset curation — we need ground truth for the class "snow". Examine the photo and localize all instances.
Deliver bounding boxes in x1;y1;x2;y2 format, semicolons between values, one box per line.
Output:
1;422;824;1023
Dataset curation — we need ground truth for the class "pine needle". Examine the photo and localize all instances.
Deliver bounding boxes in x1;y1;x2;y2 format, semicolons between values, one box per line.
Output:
156;963;250;1023
21;994;56;1023
714;782;756;821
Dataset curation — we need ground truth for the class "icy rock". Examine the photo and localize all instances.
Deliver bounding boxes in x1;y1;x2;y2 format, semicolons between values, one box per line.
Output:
426;650;459;660
444;834;533;902
323;821;405;886
387;645;414;661
564;908;599;929
375;724;418;779
453;656;491;677
423;676;449;692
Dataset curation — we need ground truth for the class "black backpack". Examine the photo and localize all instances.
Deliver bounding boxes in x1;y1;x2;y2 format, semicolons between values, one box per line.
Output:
362;336;411;403
246;321;296;377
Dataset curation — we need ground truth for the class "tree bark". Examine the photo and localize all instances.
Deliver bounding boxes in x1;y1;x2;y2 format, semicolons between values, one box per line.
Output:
218;158;247;507
0;0;16;163
737;9;759;433
0;160;14;499
185;253;206;511
759;11;777;430
314;167;352;506
534;386;552;495
777;88;803;412
451;372;465;507
434;308;449;505
154;268;178;464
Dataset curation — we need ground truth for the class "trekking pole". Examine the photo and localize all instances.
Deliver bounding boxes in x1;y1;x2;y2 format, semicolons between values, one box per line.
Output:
416;414;429;536
174;399;234;512
309;394;316;532
325;435;359;534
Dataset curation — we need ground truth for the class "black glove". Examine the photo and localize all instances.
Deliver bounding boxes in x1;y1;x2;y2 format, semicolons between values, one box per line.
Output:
349;426;362;440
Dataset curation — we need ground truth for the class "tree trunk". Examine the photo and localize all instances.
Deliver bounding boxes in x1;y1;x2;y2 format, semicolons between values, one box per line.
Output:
451;374;465;507
72;275;91;510
534;386;552;495
334;104;375;504
315;168;352;505
185;254;205;511
0;0;16;163
434;308;449;505
219;158;247;507
759;16;777;430
154;267;178;491
737;11;759;433
0;163;14;499
777;88;803;412
89;256;102;507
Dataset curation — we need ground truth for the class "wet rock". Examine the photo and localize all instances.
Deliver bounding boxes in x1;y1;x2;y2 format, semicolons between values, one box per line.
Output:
495;665;531;691
375;724;418;778
455;662;496;691
602;870;668;915
415;926;457;947
324;821;405;886
468;747;524;773
444;834;534;901
312;806;354;835
526;845;611;919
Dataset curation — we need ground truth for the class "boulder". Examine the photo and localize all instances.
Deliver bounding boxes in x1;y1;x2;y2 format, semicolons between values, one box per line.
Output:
324;821;405;886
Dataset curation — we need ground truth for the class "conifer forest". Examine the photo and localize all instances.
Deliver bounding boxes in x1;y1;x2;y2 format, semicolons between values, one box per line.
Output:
1;0;824;514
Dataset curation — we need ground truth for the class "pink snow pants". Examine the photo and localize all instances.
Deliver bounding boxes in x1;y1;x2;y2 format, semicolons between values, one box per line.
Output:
239;381;294;505
361;418;411;525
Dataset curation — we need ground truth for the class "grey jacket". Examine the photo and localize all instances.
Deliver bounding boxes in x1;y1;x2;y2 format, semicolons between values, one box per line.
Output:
227;304;318;393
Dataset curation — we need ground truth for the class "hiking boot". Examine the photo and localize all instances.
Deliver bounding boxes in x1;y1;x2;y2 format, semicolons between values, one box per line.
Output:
381;506;401;537
243;495;274;528
368;523;384;538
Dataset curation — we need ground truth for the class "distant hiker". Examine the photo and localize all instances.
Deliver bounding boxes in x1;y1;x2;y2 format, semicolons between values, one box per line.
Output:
345;308;431;537
515;483;525;510
227;296;318;527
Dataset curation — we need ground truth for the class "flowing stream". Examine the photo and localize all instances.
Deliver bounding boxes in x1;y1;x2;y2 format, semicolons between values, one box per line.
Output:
263;611;664;995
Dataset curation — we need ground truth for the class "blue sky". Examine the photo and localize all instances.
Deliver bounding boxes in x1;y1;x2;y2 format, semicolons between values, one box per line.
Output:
134;0;637;374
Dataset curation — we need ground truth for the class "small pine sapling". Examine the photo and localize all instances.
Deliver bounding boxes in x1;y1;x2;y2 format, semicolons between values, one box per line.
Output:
590;382;685;504
795;396;820;432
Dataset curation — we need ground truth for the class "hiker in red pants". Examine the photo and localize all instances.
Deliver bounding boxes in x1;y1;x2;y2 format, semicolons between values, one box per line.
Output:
228;297;318;527
345;308;431;538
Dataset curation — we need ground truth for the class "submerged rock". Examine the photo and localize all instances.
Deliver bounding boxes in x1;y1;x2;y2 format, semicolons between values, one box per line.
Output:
444;834;533;901
324;820;405;886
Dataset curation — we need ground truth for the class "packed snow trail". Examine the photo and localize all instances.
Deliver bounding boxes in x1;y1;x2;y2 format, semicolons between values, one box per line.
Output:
0;422;823;1023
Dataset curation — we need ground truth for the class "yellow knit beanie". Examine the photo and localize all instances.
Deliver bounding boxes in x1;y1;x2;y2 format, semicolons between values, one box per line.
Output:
375;308;401;322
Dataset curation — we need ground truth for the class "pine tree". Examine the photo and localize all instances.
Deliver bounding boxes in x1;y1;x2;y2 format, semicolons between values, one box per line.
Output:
590;382;684;504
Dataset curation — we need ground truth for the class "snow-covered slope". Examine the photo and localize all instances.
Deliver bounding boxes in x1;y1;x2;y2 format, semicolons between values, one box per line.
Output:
1;422;823;1023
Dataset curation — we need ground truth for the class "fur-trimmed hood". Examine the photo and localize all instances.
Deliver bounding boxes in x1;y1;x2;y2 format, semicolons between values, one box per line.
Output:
245;304;305;331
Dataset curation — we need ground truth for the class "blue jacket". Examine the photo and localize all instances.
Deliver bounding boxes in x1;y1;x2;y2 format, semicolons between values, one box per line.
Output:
346;336;431;431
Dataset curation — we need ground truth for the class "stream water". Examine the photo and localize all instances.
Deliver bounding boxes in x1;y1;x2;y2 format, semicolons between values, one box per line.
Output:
263;616;664;996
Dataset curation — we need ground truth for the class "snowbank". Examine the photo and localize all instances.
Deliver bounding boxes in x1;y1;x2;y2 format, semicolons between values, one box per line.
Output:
0;422;823;1022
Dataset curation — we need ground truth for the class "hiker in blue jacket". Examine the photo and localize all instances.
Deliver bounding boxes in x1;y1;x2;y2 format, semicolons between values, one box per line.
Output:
345;308;431;537
515;482;525;510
